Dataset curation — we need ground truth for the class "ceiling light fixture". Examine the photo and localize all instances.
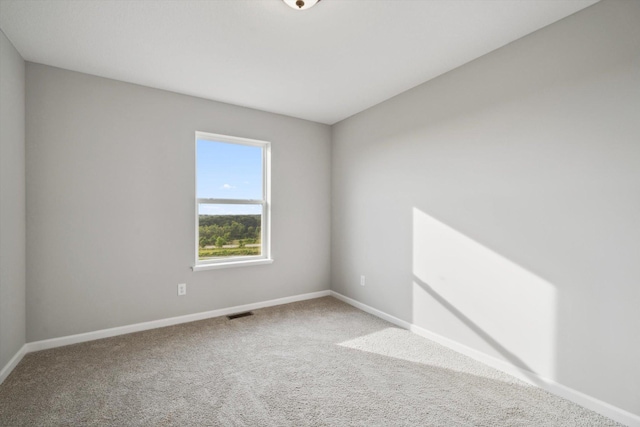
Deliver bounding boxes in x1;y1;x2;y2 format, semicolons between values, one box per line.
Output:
283;0;321;11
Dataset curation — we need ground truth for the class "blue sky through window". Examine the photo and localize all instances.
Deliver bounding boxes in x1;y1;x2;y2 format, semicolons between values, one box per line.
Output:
197;139;263;215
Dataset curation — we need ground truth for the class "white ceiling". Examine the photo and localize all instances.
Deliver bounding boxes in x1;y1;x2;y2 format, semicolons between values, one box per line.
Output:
0;0;598;125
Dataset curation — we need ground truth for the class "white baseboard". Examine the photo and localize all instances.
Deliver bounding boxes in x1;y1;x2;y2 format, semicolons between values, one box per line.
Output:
330;290;413;329
27;290;331;353
0;344;28;385
330;290;640;427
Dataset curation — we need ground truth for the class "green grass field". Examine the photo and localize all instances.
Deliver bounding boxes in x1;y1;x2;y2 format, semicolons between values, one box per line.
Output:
199;246;260;259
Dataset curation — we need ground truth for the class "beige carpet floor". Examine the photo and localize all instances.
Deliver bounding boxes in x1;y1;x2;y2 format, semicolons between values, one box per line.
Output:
0;296;622;426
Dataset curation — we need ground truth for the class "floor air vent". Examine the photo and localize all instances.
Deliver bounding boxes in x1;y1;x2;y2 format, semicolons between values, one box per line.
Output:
227;311;254;320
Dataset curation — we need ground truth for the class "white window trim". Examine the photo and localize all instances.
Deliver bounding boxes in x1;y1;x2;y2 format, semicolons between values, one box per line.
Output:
192;131;272;271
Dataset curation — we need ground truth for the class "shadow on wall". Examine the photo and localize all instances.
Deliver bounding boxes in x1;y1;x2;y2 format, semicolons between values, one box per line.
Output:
411;207;557;384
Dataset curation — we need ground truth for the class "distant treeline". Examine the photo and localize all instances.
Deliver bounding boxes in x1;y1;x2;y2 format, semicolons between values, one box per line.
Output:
199;214;261;248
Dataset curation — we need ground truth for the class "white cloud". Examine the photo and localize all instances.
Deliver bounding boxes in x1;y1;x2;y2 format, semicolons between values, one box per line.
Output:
220;183;236;190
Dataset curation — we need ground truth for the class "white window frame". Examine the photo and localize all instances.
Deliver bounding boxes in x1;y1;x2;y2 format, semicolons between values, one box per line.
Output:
192;131;272;271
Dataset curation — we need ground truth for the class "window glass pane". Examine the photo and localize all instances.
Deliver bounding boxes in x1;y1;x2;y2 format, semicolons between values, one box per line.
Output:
196;139;263;200
198;204;262;261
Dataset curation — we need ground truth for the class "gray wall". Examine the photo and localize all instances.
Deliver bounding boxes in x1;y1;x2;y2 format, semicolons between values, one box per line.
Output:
0;30;26;369
26;63;331;342
331;0;639;416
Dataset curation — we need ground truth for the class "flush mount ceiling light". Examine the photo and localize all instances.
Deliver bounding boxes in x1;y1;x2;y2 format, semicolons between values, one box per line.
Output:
283;0;321;11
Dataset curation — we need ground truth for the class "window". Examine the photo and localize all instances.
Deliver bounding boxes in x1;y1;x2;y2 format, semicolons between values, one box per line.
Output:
193;132;271;270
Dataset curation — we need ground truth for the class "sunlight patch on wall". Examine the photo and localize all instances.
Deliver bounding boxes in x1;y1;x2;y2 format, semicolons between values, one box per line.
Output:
412;208;557;378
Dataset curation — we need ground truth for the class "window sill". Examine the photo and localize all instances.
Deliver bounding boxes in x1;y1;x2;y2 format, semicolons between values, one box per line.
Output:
192;258;273;272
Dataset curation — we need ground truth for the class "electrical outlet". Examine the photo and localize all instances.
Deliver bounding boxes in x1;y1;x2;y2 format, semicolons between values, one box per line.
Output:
360;275;365;286
177;283;187;296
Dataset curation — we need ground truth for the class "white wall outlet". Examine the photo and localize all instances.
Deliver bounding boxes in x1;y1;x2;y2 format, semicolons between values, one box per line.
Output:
177;283;187;296
360;275;366;286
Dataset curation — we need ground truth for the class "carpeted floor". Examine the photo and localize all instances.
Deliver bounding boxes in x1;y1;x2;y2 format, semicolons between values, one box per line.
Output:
0;297;622;426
